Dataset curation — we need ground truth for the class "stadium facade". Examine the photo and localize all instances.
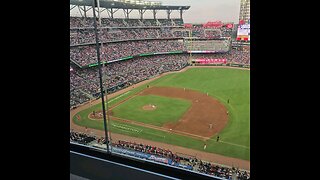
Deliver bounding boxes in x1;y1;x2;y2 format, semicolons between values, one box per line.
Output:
239;0;250;22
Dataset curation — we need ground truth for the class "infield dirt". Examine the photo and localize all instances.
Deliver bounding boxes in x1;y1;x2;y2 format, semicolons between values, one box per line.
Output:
139;87;229;138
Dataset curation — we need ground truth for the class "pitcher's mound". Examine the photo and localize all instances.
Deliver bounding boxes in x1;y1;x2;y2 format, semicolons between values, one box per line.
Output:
142;104;157;111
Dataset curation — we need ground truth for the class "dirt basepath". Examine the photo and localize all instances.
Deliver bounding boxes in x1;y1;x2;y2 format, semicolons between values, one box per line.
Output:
70;66;250;170
110;116;209;141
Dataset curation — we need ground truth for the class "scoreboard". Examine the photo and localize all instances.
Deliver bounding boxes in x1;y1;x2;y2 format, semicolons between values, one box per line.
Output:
236;23;250;41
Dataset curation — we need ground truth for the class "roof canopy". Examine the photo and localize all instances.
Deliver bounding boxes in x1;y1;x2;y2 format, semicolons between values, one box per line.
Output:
70;0;190;10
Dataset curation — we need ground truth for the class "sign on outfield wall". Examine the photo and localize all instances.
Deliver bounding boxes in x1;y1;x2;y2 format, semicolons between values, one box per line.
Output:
194;58;227;64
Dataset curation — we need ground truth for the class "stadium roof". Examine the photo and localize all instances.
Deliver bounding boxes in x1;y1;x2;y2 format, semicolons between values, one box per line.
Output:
70;0;190;10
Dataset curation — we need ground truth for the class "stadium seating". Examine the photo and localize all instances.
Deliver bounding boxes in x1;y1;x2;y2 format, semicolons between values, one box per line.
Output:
70;54;189;108
70;131;250;180
70;40;185;66
70;48;249;108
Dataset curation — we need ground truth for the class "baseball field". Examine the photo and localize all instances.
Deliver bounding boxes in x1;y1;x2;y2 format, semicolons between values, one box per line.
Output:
72;67;250;161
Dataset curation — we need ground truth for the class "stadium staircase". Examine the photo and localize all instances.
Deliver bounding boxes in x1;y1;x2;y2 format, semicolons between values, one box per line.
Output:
131;29;139;37
138;19;144;26
156;30;160;38
70;58;82;68
79;89;95;100
171;19;176;26
156;19;161;26
122;20;129;27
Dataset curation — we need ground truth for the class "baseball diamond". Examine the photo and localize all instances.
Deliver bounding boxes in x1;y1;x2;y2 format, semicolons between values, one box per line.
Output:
71;67;250;162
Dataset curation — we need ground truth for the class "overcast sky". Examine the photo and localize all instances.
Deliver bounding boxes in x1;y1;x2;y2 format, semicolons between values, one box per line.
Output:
160;0;240;23
70;0;241;23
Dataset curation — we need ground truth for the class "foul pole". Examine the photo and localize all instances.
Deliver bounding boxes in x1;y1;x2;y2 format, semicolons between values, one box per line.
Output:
188;28;193;65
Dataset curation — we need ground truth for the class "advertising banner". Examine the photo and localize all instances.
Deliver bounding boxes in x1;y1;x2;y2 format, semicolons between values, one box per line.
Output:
203;21;223;28
195;58;227;64
112;147;193;170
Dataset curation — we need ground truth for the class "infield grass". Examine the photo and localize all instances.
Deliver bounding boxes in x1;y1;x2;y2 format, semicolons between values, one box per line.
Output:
112;95;192;126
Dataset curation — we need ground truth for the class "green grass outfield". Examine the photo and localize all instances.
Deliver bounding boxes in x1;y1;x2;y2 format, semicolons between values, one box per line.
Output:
72;68;250;160
112;95;192;126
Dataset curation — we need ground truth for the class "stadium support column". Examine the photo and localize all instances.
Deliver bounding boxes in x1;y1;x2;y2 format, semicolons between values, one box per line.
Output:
96;0;101;26
77;6;84;18
92;0;110;153
123;9;132;19
167;9;172;19
84;6;87;18
180;9;183;19
153;9;157;20
107;8;115;19
139;9;146;20
82;6;92;19
110;8;114;19
70;5;76;11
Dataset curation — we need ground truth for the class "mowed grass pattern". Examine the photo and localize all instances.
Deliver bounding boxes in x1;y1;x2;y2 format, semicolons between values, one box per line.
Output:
155;68;250;148
73;68;250;160
112;95;192;126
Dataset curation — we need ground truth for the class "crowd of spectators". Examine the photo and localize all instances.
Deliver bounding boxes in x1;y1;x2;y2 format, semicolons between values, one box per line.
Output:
173;25;234;39
70;89;91;108
70;17;94;28
191;48;250;65
70;17;184;28
70;54;189;107
184;39;230;52
70;131;96;144
70;26;233;46
70;28;174;45
70;70;99;93
115;140;250;179
196;160;250;179
70;17;235;48
115;139;250;179
115;140;177;160
228;47;250;64
70;131;250;179
70;40;185;66
70;47;249;107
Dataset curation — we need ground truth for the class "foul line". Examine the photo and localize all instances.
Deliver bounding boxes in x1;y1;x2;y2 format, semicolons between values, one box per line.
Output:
219;140;250;149
108;91;131;104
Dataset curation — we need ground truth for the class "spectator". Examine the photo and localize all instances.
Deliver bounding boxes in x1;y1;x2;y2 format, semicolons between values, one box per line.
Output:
70;131;250;180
